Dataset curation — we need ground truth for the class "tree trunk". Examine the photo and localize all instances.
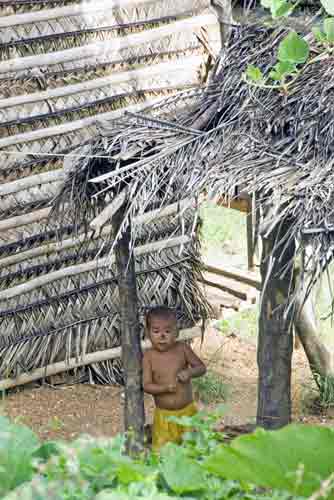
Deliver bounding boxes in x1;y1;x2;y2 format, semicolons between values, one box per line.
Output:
295;280;334;385
113;208;144;455
257;222;295;429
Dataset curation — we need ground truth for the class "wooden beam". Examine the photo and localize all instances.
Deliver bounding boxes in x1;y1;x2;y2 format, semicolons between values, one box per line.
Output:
0;13;217;75
0;327;202;391
0;55;203;110
217;196;250;213
0;235;190;300
200;274;248;301
0;170;64;196
202;263;261;290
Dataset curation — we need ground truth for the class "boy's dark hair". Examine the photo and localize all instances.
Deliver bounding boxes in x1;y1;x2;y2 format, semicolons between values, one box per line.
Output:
145;306;177;330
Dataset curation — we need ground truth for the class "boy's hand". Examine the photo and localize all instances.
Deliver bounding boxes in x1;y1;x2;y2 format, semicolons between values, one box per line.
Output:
177;370;191;383
165;384;177;393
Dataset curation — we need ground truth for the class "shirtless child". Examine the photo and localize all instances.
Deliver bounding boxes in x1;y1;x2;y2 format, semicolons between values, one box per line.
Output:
143;306;206;451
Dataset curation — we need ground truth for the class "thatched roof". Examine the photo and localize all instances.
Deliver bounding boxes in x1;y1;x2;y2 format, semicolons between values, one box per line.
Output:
71;21;333;307
0;0;221;385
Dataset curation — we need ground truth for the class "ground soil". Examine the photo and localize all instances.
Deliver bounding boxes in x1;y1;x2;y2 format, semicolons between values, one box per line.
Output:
2;316;332;442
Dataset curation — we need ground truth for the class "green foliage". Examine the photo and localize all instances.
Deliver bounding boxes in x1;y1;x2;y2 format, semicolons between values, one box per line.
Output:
0;416;40;497
246;0;334;90
314;18;334;45
1;411;334;499
246;65;264;83
261;0;295;18
192;370;229;404
278;31;309;64
205;424;334;498
218;307;259;339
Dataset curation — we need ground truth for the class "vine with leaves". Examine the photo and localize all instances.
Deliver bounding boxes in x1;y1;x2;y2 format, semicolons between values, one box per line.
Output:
245;0;334;91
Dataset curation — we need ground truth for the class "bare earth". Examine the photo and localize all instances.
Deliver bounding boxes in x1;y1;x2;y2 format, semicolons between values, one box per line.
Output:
2;320;330;442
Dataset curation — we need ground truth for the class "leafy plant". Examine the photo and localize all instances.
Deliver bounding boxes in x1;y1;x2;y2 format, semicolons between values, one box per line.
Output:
205;424;334;498
246;0;334;90
193;370;229;404
0;416;40;497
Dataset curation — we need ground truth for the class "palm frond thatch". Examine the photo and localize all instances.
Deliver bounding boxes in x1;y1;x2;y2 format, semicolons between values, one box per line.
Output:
55;22;334;312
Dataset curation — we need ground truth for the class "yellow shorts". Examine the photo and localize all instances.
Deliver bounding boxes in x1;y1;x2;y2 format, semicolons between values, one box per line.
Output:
152;402;197;452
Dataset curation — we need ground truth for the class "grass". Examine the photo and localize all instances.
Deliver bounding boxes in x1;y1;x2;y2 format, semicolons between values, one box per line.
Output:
217;307;259;340
200;202;248;267
193;370;229;404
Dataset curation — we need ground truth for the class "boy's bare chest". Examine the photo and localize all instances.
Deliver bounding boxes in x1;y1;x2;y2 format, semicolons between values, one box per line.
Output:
151;349;186;380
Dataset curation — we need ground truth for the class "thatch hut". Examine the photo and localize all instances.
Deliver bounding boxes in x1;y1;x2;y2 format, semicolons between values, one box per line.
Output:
68;20;333;428
0;0;226;388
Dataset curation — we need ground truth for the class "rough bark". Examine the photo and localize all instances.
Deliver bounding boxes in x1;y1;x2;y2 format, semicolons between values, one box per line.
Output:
257;222;295;429
113;207;144;454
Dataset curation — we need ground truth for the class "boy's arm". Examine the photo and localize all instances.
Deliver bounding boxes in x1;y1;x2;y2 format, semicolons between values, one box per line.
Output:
177;343;206;382
143;352;176;395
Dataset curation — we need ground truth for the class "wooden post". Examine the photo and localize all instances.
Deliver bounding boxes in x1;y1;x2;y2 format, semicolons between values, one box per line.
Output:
246;195;254;270
113;207;144;454
257;220;295;429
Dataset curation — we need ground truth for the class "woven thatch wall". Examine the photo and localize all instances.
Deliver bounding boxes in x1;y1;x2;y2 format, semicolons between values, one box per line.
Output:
0;0;221;386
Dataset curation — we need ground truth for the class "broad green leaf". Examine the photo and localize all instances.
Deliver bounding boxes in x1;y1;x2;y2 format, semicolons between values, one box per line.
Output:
321;0;334;16
324;17;334;42
245;65;264;82
269;61;297;81
204;424;334;498
0;418;39;496
273;0;294;17
32;442;61;462
278;31;310;64
160;443;206;494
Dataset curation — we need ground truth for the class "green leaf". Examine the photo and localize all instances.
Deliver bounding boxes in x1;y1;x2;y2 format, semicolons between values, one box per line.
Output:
321;0;334;16
272;0;294;17
269;61;297;81
204;424;334;498
245;65;264;82
160;443;206;494
278;31;310;64
0;418;40;496
324;17;334;42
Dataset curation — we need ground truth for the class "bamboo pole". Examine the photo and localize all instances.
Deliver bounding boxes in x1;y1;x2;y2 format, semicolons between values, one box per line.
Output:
0;208;51;232
0;14;217;75
0;170;64;196
0;327;202;391
0;235;190;300
0;0;210;28
0;199;192;268
0;97;163;148
0;56;203;110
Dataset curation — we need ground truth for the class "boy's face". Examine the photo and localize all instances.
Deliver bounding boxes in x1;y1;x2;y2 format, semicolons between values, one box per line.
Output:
148;315;177;352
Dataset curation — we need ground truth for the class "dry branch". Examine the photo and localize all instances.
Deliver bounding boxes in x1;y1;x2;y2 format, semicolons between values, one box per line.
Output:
0;327;202;391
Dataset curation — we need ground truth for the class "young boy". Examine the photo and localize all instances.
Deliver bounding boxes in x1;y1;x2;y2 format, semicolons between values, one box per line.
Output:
143;306;206;451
